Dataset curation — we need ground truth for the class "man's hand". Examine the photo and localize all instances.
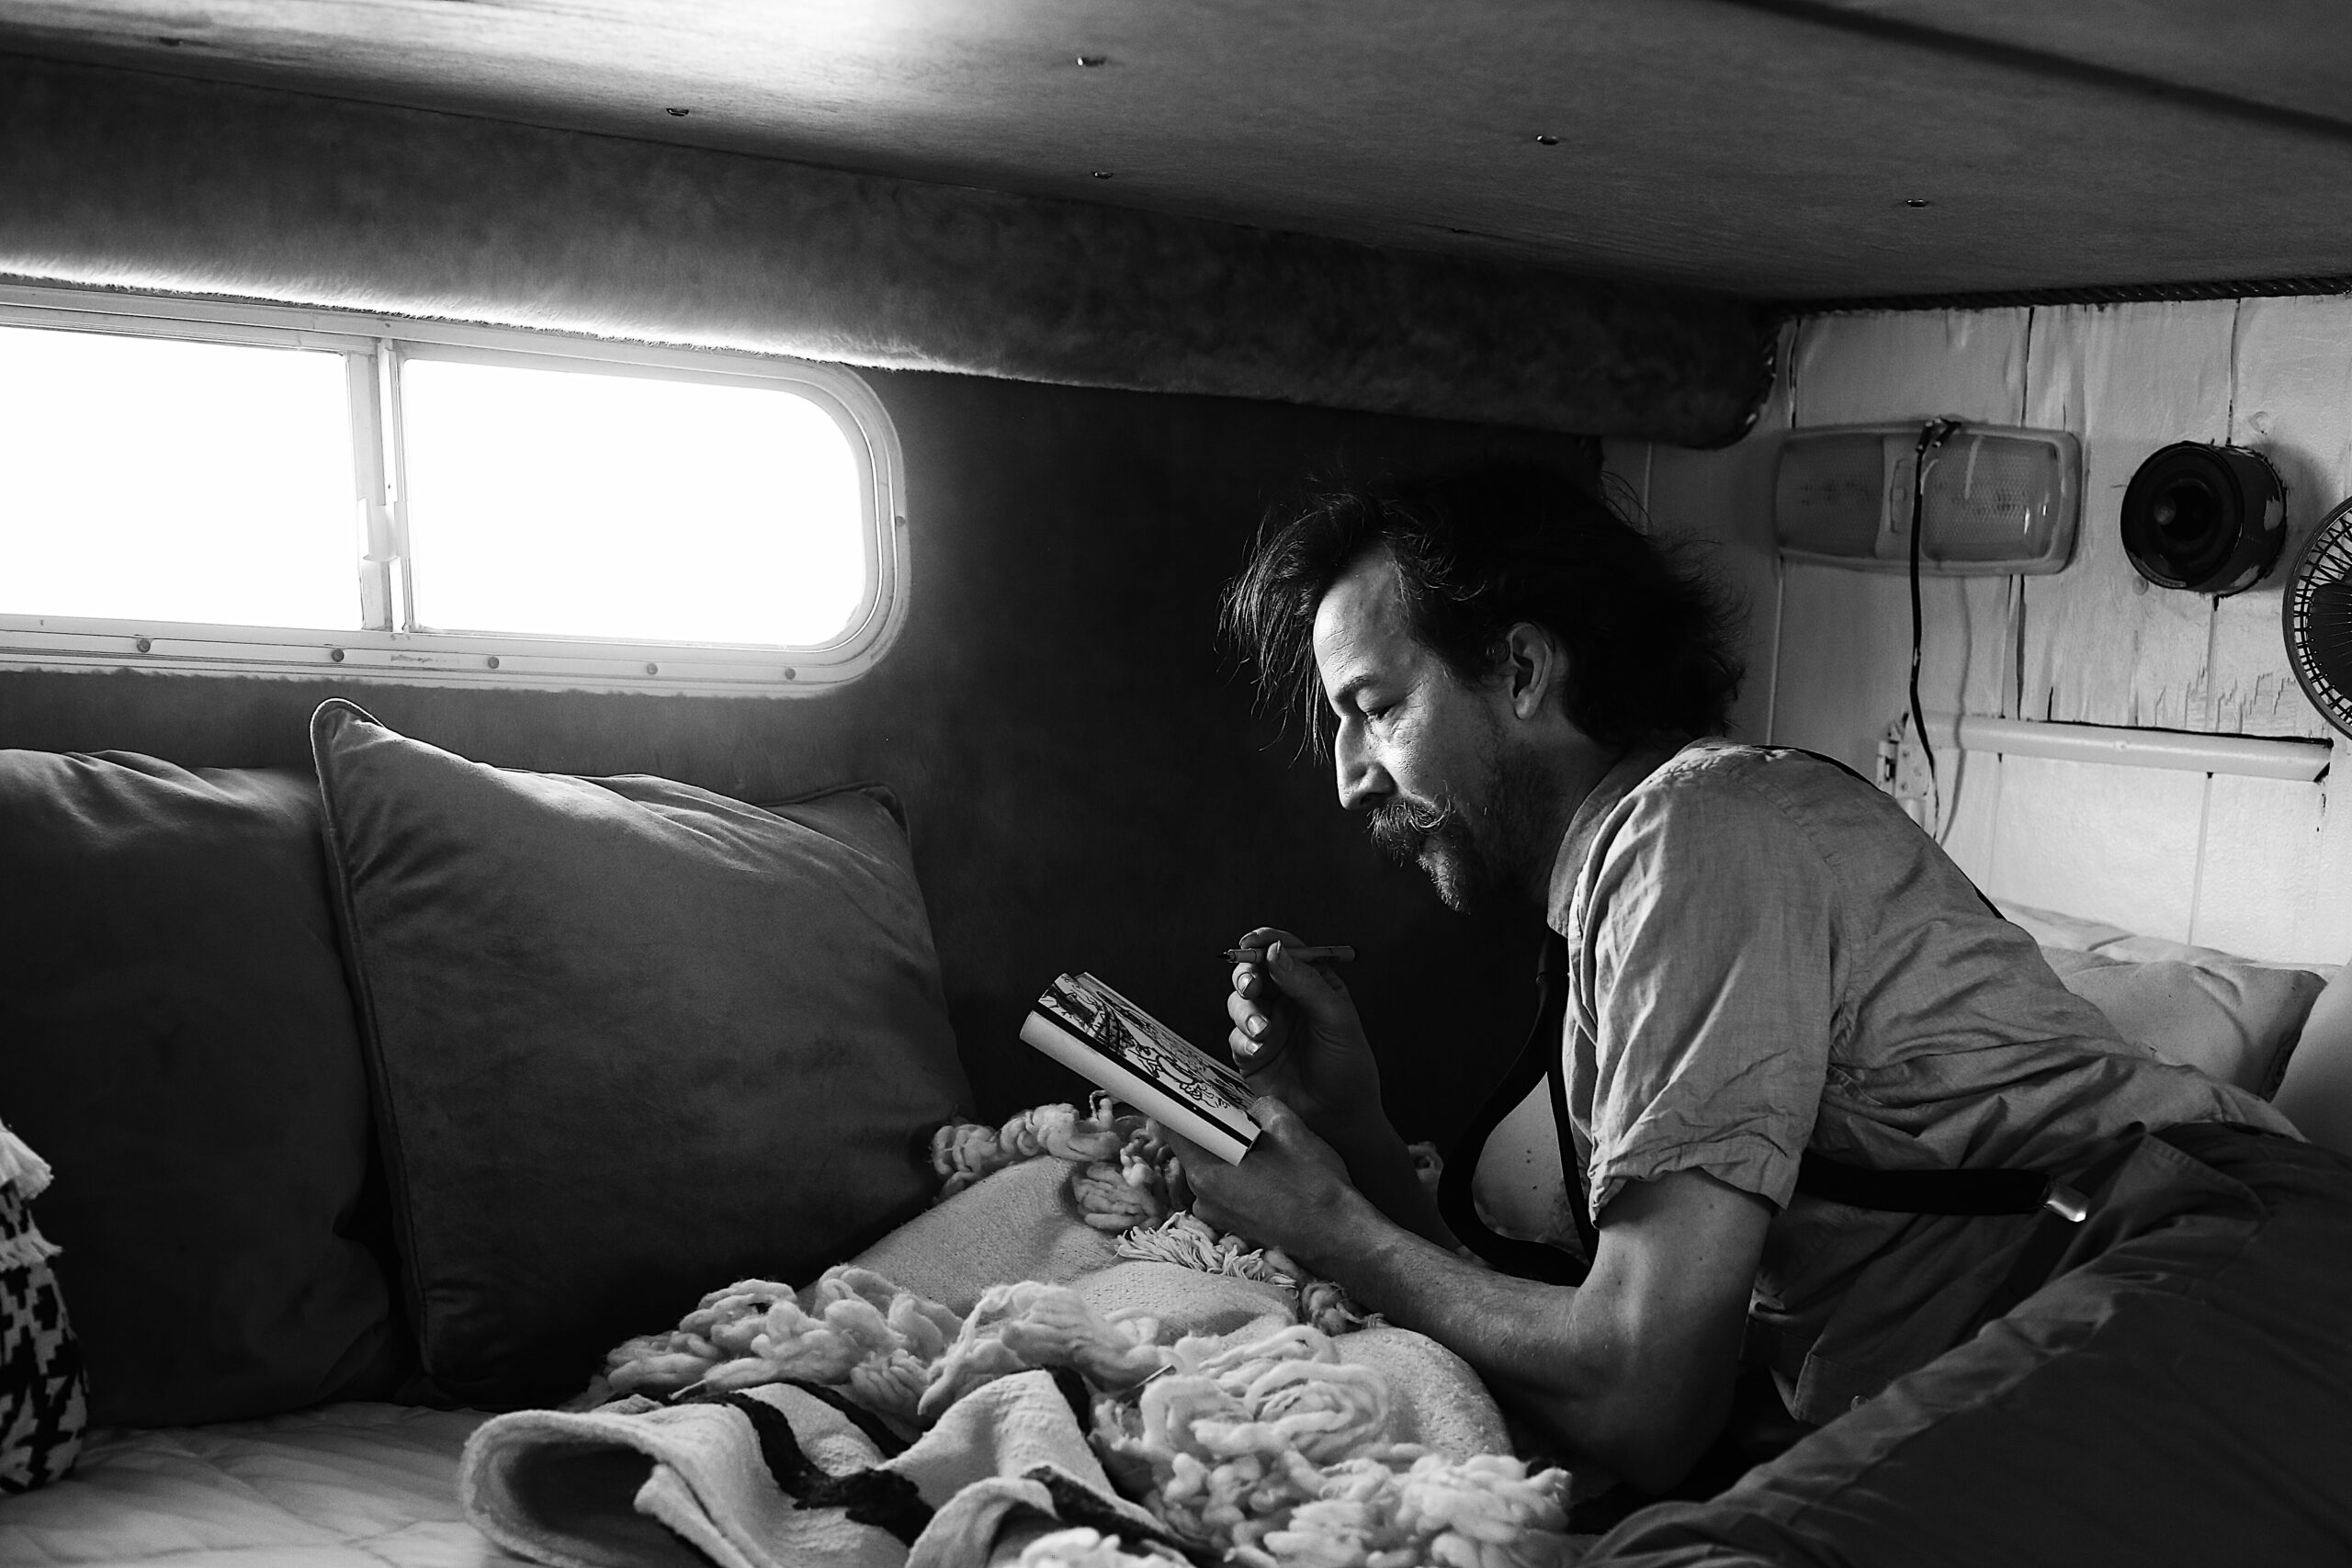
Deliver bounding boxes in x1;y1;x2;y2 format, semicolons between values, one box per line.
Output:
1158;1097;1363;1268
1226;927;1389;1147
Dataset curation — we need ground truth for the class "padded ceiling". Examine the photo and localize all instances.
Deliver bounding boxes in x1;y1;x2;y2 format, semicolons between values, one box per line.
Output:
1;0;2348;300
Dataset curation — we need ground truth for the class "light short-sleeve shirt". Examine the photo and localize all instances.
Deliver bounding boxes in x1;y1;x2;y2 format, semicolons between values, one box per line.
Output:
1532;738;2291;1419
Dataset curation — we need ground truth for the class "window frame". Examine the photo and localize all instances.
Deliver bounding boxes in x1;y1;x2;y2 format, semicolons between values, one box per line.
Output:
0;284;909;695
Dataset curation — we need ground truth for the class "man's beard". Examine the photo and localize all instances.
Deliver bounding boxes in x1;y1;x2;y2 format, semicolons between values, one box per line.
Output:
1365;739;1547;913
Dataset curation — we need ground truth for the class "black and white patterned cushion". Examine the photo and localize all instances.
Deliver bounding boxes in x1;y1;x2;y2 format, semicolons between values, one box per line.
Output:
0;1136;85;1493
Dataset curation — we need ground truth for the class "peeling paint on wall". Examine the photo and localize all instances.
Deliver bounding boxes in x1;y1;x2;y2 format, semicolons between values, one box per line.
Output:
1624;299;2352;965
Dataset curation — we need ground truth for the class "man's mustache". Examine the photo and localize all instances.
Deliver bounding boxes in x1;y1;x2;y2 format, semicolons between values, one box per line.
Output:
1367;798;1455;863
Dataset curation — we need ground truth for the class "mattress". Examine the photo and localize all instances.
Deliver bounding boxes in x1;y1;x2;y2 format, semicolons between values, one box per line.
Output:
0;1403;528;1568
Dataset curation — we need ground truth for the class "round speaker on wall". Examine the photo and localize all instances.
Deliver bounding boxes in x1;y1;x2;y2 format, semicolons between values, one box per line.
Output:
2120;442;2286;596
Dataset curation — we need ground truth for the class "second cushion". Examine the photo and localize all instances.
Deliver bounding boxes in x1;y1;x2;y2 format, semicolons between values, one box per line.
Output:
311;700;970;1408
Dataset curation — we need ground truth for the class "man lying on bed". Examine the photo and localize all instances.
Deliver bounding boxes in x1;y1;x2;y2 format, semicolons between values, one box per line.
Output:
1163;464;2352;1566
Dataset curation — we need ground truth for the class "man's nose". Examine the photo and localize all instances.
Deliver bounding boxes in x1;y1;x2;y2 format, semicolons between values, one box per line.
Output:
1334;728;1390;811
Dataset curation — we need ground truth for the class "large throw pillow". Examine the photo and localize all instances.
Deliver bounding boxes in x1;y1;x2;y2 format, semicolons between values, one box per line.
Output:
2039;946;2324;1098
311;700;971;1408
2005;901;2340;983
0;750;398;1425
2007;898;2332;1096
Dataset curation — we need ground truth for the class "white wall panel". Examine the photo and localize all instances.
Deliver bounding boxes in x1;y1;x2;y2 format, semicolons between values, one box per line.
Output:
2018;300;2235;731
2192;739;2352;966
2216;296;2352;739
1937;749;2004;890
1771;563;1914;772
1770;570;2014;779
1791;310;2030;427
1985;755;2206;942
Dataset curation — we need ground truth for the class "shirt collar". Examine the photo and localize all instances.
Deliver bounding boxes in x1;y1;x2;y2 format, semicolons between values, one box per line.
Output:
1545;735;1693;933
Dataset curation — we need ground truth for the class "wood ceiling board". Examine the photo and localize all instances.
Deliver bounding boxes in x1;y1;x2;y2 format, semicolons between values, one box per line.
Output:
3;0;2349;299
1783;0;2352;131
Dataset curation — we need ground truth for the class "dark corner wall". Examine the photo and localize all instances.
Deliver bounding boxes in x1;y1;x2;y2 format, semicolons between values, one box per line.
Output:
0;369;1595;1148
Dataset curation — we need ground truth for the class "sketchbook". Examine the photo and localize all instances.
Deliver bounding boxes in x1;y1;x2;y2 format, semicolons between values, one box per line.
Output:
1019;972;1261;1165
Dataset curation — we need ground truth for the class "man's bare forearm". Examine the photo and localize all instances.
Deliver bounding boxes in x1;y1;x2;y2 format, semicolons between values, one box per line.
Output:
1310;1187;1583;1387
1295;1185;1741;1491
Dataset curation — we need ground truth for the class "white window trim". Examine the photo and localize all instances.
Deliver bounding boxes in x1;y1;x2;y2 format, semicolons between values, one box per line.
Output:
0;284;910;696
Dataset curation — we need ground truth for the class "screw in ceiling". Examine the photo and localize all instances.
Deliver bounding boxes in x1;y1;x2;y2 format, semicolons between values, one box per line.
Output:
1532;133;1559;145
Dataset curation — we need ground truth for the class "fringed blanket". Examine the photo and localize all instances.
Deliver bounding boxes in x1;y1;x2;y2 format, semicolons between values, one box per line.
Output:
461;1142;1582;1568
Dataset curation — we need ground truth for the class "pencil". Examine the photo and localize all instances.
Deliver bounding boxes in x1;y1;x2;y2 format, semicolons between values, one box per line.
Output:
1220;944;1358;964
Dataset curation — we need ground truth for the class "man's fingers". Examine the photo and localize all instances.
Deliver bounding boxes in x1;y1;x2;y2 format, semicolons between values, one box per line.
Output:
1151;1119;1226;1226
1229;927;1302;986
1265;942;1351;1015
1227;975;1286;1068
1229;930;1298;1002
1149;1117;1205;1166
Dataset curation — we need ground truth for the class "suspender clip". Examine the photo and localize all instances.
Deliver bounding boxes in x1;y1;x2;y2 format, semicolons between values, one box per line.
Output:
2041;1181;2090;1224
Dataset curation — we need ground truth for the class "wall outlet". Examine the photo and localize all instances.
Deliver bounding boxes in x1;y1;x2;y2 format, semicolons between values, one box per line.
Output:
1877;715;1937;829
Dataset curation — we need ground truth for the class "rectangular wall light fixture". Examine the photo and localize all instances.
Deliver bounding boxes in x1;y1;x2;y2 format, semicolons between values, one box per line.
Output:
1774;423;2081;575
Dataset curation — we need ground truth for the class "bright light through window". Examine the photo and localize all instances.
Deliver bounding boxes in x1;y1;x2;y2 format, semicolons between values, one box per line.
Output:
0;325;357;628
0;288;906;693
400;359;868;647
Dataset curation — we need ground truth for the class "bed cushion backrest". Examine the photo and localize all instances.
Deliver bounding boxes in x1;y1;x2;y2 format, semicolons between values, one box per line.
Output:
0;750;398;1425
311;700;973;1408
2007;900;2333;1100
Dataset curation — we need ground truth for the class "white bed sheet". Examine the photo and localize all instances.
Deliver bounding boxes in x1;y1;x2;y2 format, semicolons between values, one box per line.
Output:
0;1403;530;1568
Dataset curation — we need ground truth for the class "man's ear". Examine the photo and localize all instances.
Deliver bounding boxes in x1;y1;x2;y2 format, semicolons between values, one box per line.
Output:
1498;621;1565;721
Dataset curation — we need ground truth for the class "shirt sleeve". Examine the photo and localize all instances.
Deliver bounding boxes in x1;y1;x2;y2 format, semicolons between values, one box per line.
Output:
1577;769;1845;1219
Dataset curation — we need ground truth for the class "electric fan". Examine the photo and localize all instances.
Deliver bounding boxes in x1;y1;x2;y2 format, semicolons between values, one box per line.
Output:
2284;494;2352;739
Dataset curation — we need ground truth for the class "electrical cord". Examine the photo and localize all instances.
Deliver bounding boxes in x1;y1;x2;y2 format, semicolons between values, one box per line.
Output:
1909;418;1963;827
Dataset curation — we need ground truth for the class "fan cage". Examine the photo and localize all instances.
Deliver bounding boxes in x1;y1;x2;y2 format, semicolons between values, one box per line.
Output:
2284;502;2352;740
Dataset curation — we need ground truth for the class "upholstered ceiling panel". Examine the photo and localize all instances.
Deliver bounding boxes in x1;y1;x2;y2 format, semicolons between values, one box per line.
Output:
0;54;1770;443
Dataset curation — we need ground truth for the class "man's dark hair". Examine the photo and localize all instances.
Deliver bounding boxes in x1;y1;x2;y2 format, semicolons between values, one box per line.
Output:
1220;464;1744;752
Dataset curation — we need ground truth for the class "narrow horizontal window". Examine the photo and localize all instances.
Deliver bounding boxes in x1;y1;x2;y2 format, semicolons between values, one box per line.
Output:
0;286;907;694
400;357;866;648
0;324;357;629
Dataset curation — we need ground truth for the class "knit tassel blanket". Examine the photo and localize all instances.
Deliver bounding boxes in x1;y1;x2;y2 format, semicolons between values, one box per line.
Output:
460;1157;1582;1568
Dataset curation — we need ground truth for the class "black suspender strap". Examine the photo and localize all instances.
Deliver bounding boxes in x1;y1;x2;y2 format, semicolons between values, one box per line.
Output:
1542;937;1603;1267
1797;1151;2087;1220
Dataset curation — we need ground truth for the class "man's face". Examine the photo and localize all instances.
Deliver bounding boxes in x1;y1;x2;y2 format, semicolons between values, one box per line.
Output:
1310;550;1547;912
